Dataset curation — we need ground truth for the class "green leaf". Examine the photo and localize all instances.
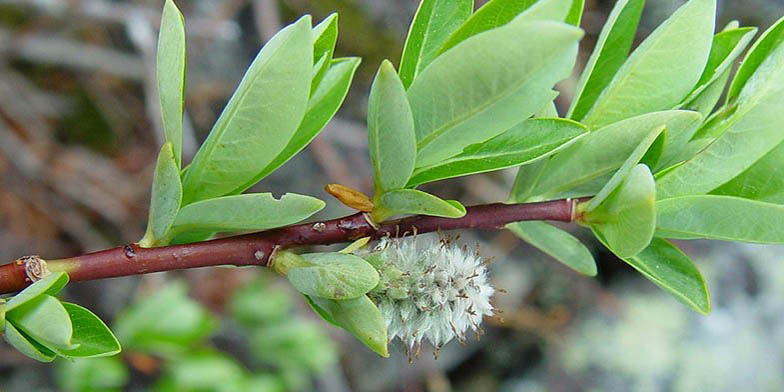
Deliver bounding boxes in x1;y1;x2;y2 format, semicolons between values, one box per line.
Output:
656;195;784;243
308;296;388;357
140;143;182;247
586;125;665;211
114;282;216;356
171;193;324;234
377;189;466;220
54;303;121;358
409;20;582;167
4;321;57;362
507;221;596;276
581;0;716;128
622;238;710;314
680;26;757;116
311;13;338;93
513;111;701;201
7;295;75;351
247;57;361;186
155;351;247;392
6;271;69;311
368;60;417;192
408;118;586;186
156;0;186;167
567;0;644;120
711;141;784;203
399;0;473;88
55;357;129;392
584;164;656;258
287;252;380;300
656;40;784;199
229;280;292;326
250;320;336;371
565;0;584;26
727;15;784;102
181;16;313;204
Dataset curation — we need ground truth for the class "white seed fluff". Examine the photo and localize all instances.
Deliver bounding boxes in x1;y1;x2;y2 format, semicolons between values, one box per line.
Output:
368;236;495;357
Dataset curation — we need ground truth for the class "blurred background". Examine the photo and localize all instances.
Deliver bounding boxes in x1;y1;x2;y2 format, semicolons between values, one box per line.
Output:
1;0;784;391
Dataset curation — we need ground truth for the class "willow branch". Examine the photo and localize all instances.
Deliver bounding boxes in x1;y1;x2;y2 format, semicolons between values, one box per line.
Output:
0;199;581;295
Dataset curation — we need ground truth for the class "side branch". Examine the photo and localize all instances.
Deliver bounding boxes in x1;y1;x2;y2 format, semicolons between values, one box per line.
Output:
0;199;579;295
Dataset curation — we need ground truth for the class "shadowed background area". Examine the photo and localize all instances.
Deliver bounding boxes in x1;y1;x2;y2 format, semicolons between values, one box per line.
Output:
0;0;783;391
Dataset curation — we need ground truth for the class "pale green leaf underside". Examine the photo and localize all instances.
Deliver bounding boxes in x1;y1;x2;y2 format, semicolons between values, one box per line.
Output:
623;238;710;314
308;295;388;357
141;143;182;247
408;19;582;167
182;16;313;204
408;118;586;187
656;195;784;243
156;0;186;167
6;272;68;312
727;15;784;102
582;0;715;128
288;253;380;300
172;193;325;234
311;13;338;93
711;141;784;203
8;295;74;351
368;60;416;192
379;189;466;218
398;0;472;88
507;221;596;276
4;322;56;362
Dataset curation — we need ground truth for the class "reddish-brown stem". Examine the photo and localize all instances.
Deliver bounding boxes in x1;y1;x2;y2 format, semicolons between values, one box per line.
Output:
0;199;581;295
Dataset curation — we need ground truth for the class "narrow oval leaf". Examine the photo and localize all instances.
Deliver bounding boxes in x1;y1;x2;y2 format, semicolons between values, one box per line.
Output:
182;16;313;203
727;15;784;102
516;111;701;201
567;0;645;120
623;238;710;314
399;0;473;88
308;296;389;357
7;295;75;351
245;57;361;186
586;125;665;211
584;164;656;258
6;271;69;311
311;13;338;93
140;142;182;248
4;322;57;362
288;253;380;300
409;20;582;167
581;0;716;128
172;193;325;233
408;118;587;186
378;189;466;219
507;221;596;276
711;141;784;204
656;195;784;243
156;0;186;167
55;303;121;358
368;60;417;192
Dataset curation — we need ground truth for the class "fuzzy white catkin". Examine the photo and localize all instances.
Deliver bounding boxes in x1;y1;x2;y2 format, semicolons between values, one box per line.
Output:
367;236;495;358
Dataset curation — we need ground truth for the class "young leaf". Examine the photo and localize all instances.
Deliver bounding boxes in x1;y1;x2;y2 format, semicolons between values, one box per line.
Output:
377;189;466;220
581;0;716;128
311;14;338;93
514;111;700;201
171;193;324;234
55;357;129;392
710;141;784;204
55;303;121;358
407;118;587;187
368;60;417;192
140;143;182;248
586;125;665;211
623;238;710;314
507;221;596;276
656;41;784;199
583;164;656;258
656;195;784;243
727;15;784;102
7;295;75;351
308;296;389;357
398;0;473;88
408;20;582;167
567;0;645;120
244;57;361;187
156;0;186;167
6;271;68;312
287;253;380;300
181;16;313;204
4;322;57;362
